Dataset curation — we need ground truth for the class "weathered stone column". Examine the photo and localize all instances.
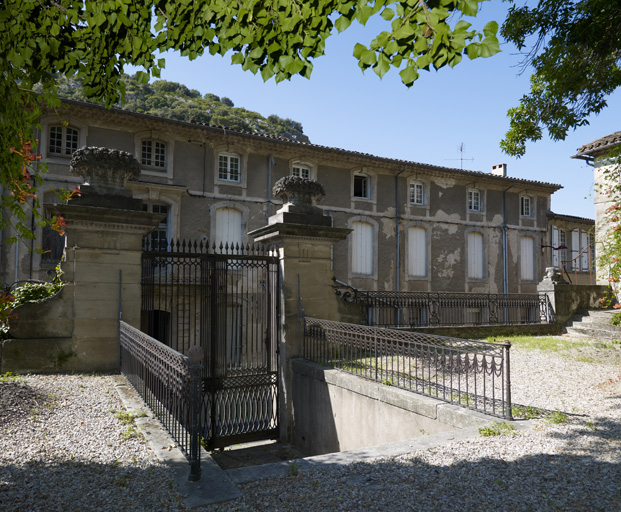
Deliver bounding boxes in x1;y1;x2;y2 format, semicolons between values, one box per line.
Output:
249;177;351;442
45;147;162;372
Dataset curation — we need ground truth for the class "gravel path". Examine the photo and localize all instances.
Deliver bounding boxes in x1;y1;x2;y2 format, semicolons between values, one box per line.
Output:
1;341;620;511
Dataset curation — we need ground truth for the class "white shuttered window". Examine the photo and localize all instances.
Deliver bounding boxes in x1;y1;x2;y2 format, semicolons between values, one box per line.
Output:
551;226;559;267
352;221;374;275
408;227;427;277
521;237;535;281
215;208;243;249
467;232;484;279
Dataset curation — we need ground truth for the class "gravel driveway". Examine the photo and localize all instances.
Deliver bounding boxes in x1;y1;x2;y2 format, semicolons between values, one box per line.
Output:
1;339;619;511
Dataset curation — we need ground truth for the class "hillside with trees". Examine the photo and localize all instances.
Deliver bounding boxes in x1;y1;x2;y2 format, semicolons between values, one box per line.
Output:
56;74;309;143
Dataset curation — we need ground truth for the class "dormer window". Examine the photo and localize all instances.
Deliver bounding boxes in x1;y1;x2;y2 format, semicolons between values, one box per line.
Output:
48;125;79;156
353;173;371;199
218;153;241;182
141;140;167;169
409;181;425;205
468;189;481;212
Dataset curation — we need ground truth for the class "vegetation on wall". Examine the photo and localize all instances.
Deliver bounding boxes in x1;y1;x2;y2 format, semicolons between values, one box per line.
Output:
0;265;64;339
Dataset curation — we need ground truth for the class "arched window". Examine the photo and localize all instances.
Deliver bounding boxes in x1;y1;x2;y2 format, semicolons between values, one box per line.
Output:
351;221;374;275
292;162;313;179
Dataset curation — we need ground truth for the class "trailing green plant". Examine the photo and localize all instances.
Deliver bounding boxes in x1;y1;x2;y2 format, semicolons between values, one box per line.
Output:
478;421;516;437
0;263;64;339
610;313;621;327
599;286;617;309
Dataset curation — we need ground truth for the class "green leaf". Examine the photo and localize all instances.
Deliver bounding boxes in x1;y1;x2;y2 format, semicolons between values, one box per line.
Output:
373;52;391;78
399;65;419;86
335;15;352;33
381;8;395;21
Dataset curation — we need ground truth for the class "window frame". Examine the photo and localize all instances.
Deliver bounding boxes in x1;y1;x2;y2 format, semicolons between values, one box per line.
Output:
218;152;241;183
409;180;426;206
407;225;428;279
134;131;174;179
467;188;481;212
292;162;313;180
520;195;533;217
140;139;168;171
47;124;79;158
466;230;486;281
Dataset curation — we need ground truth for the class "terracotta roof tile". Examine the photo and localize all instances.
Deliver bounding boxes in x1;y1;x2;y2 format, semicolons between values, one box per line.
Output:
574;131;621;157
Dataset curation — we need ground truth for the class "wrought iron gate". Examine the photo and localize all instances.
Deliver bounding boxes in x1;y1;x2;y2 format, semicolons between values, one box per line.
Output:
141;240;280;449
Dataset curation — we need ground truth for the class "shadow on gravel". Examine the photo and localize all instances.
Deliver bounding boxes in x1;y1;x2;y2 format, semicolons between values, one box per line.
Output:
0;460;181;512
292;452;621;511
0;381;49;427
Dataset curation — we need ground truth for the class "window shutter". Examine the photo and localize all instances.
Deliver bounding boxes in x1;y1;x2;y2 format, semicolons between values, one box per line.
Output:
352;222;373;275
521;237;534;281
408;227;427;277
580;231;588;271
467;232;484;279
551;226;559;267
571;229;579;270
215;208;243;249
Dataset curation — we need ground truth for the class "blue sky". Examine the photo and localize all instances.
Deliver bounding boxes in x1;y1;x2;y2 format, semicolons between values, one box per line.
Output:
142;2;619;220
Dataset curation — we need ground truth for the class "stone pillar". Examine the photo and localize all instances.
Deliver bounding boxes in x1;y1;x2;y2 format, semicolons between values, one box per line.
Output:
45;147;162;372
249;177;351;442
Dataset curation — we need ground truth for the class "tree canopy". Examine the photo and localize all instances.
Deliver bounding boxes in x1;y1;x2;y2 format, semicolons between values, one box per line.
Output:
55;74;309;142
1;0;498;245
499;0;621;157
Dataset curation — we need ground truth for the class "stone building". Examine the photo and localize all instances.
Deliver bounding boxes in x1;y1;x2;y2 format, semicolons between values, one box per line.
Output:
2;98;581;294
572;131;621;284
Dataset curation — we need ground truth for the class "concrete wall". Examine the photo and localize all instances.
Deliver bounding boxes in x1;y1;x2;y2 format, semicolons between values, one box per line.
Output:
291;359;489;456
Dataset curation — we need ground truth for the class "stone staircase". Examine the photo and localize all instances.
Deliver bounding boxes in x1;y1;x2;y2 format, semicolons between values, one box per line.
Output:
565;309;621;341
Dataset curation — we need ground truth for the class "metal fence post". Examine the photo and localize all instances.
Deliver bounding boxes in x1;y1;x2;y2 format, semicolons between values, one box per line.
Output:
504;341;513;420
188;345;204;482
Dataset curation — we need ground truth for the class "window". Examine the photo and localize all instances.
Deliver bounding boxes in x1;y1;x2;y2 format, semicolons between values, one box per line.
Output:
292;163;312;179
351;221;374;275
409;181;425;205
353;173;371;199
521;237;535;281
141;140;167;169
48;125;79;156
467;231;485;280
408;227;427;277
143;203;169;250
41;226;65;266
520;196;532;217
559;229;567;266
218;153;241;182
552;227;567;268
468;189;481;212
215;207;243;249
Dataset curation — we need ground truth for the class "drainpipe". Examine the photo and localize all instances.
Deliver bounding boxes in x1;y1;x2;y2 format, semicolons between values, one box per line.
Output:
395;166;406;326
267;154;275;221
502;183;516;295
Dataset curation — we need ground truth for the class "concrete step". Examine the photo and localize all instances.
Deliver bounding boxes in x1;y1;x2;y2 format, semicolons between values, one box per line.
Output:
565;325;621;341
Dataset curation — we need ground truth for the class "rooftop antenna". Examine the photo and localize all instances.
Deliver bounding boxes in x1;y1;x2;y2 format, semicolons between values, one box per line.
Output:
445;143;474;170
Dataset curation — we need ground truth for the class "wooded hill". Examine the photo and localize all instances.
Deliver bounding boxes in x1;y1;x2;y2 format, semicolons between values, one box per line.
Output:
55;74;309;143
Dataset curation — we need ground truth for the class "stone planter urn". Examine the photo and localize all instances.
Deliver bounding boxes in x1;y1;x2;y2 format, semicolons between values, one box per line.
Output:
69;146;142;209
270;176;330;226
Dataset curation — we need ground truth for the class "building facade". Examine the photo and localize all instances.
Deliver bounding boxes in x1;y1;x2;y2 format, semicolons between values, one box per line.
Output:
2;99;570;294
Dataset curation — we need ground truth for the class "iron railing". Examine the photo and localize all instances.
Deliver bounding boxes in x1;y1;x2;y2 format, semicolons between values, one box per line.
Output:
333;279;552;328
141;238;280;450
119;321;203;481
303;317;512;419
